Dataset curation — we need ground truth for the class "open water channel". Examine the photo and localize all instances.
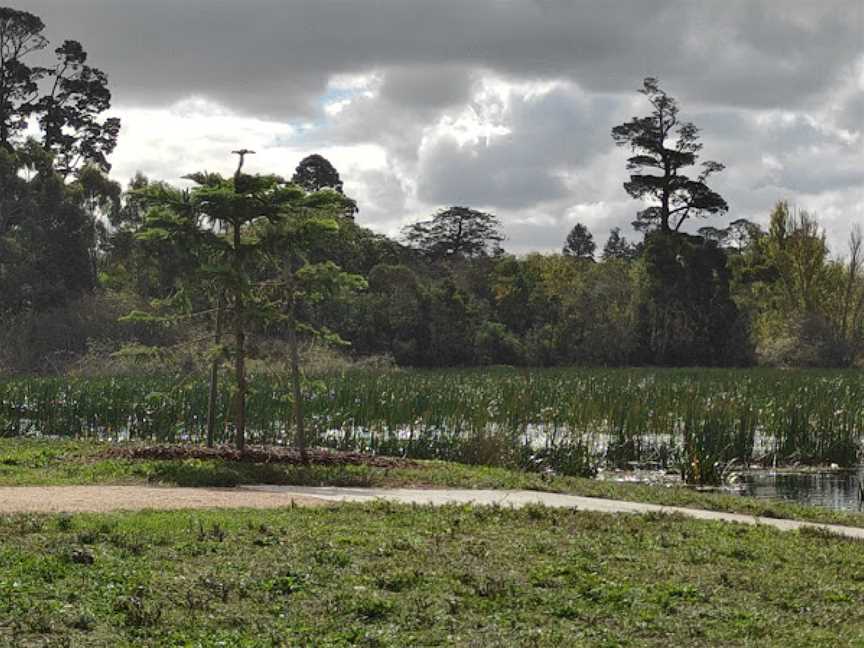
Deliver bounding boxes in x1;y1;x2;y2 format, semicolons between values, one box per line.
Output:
739;470;864;512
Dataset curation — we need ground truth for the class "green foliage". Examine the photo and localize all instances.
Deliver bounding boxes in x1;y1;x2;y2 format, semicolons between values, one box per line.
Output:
292;153;344;192
130;164;363;449
562;222;595;259
730;202;864;367
0;7;119;174
290;153;358;218
636;231;748;366
602;227;641;261
258;208;368;328
474;321;523;365
0;147;95;314
766;202;831;314
403;206;504;261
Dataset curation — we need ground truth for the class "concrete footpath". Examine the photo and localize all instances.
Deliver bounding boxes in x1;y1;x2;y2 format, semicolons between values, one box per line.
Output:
1;484;863;540
246;485;864;539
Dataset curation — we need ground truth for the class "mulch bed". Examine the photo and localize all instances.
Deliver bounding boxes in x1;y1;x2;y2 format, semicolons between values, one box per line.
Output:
96;444;417;468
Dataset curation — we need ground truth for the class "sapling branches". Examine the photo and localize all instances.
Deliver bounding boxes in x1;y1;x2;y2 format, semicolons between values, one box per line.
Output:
258;199;366;460
130;157;363;452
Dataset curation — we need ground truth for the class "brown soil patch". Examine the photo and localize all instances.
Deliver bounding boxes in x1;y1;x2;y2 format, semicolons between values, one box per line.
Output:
96;444;417;468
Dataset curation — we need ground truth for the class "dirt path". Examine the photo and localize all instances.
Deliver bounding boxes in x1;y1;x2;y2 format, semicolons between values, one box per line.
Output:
2;485;864;540
0;485;330;513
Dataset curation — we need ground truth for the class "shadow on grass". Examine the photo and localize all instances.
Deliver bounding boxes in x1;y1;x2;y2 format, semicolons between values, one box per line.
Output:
146;460;377;489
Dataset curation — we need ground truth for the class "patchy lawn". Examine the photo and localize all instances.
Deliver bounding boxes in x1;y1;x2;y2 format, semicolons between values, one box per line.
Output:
1;504;863;646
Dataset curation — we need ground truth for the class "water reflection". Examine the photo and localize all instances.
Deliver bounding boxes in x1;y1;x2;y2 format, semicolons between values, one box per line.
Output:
741;470;863;512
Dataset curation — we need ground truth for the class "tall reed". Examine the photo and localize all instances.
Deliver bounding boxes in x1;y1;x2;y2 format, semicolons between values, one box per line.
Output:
2;368;862;483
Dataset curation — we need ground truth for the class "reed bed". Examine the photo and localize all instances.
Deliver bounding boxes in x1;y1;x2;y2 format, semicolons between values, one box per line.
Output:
1;368;862;483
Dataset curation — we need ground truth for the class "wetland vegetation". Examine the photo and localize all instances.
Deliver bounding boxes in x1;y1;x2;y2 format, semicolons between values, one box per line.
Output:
3;368;863;486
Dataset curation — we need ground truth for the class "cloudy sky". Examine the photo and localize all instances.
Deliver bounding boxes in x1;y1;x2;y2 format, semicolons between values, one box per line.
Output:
26;0;864;254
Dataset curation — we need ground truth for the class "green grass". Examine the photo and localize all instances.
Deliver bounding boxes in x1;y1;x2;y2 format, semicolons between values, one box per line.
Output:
2;503;864;646
4;439;864;530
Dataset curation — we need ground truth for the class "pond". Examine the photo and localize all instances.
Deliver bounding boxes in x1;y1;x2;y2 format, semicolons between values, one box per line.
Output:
600;466;864;513
738;470;864;513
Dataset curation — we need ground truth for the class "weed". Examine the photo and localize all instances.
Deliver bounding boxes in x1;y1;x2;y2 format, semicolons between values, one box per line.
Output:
55;514;73;532
114;586;162;628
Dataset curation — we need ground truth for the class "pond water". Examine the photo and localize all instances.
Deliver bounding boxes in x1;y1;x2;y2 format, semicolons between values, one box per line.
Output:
601;467;864;513
738;470;864;513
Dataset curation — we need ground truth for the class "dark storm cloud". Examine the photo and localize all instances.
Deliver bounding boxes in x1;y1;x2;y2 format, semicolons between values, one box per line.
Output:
838;92;864;134
773;164;864;195
416;84;620;209
418;134;570;210
379;65;478;113
21;0;863;254
23;0;864;117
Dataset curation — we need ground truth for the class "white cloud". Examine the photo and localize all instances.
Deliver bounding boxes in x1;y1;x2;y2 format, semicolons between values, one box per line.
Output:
109;98;295;183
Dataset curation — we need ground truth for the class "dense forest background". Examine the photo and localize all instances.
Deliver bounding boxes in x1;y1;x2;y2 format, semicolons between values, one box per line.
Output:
1;6;862;375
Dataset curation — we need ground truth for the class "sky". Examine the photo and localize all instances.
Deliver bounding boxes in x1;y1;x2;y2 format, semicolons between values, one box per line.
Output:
23;0;864;255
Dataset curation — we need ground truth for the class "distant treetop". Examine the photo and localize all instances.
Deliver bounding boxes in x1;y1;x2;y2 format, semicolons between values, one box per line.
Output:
563;223;596;260
292;154;344;193
403;206;504;261
611;77;727;234
291;154;358;218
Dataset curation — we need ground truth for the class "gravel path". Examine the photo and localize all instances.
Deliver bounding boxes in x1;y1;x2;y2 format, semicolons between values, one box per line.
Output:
0;485;330;513
1;485;863;540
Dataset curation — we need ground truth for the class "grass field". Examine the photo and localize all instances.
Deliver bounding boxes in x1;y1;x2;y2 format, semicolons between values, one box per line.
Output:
2;503;864;647
3;437;864;645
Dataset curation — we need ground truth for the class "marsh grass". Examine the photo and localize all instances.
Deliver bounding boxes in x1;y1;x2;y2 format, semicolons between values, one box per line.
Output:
2;368;863;483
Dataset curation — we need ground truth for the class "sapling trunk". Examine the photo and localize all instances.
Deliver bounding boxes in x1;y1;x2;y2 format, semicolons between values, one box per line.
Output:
288;299;307;463
233;223;246;451
205;290;225;448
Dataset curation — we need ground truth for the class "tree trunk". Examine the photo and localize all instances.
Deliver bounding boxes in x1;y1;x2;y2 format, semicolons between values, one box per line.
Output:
288;300;307;464
233;224;246;451
661;171;671;233
89;245;99;292
205;290;225;448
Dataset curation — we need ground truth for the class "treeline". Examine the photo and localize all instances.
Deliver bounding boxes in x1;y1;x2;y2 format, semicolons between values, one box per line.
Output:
3;177;862;372
0;6;862;375
258;202;864;369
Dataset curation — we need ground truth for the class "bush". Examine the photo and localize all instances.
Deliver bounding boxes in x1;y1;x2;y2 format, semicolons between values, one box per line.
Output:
0;292;172;375
474;321;524;365
758;314;848;368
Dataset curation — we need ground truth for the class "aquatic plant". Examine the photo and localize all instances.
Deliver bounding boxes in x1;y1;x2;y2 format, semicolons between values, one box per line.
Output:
1;368;862;484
